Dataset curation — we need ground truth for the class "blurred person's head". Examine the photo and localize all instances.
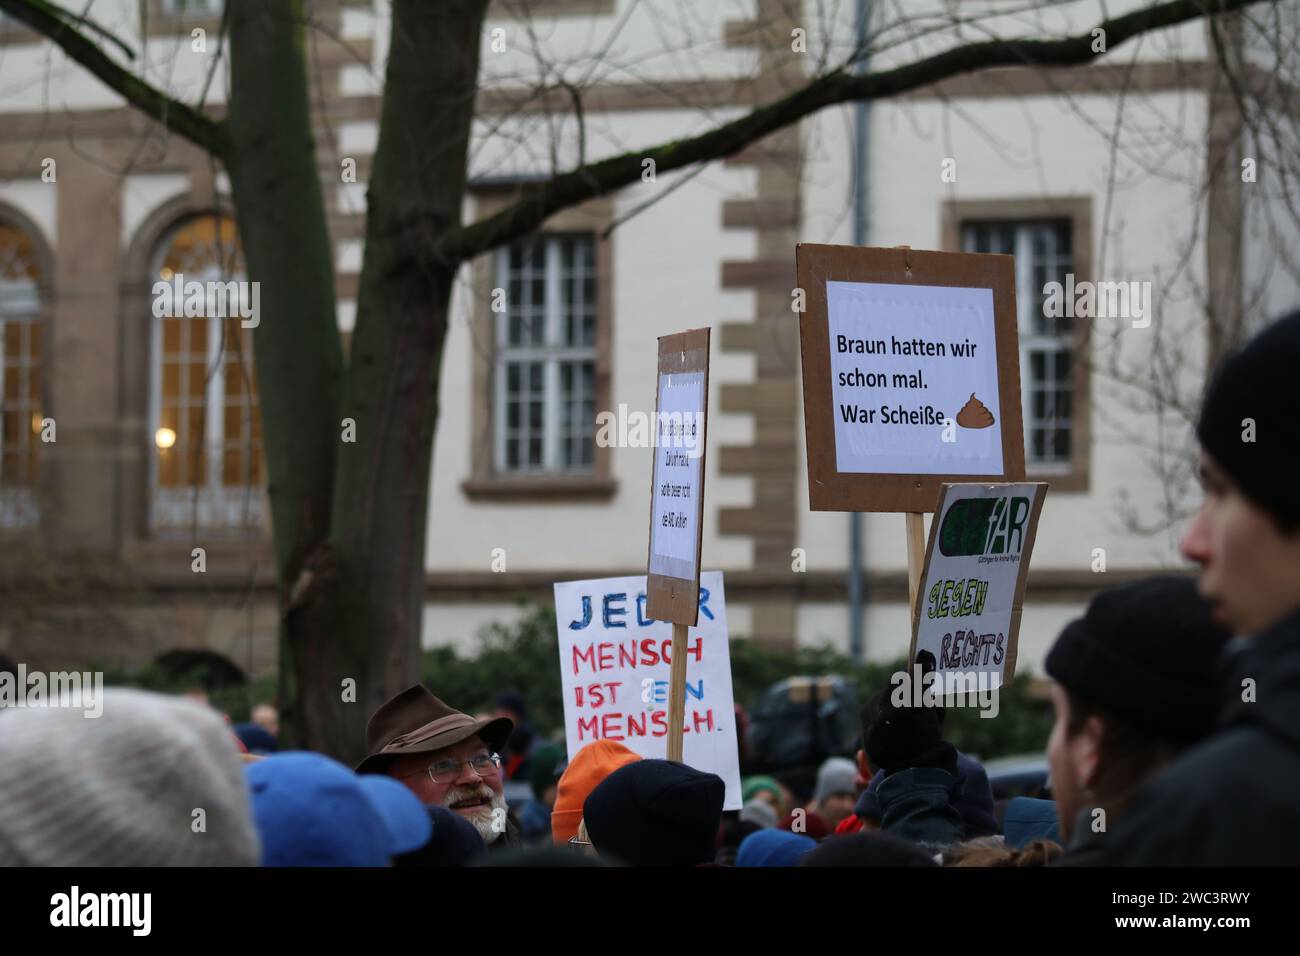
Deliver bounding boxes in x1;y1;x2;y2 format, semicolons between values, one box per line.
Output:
1045;577;1230;842
947;836;1063;867
494;691;535;756
247;752;430;866
233;721;278;755
0;688;259;865
528;742;565;807
1184;310;1300;635
735;828;816;867
799;832;939;867
741;775;783;812
717;814;764;865
550;739;641;845
357;685;513;844
811;756;858;827
251;703;279;738
493;691;526;724
394;805;487;867
739;798;778;829
583;759;724;866
472;844;613;867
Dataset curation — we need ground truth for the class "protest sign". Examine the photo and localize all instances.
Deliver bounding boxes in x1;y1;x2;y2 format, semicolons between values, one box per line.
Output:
796;244;1025;514
908;482;1047;690
553;571;741;810
646;327;710;626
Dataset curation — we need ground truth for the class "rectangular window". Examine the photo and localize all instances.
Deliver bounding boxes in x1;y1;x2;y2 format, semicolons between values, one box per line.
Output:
494;234;597;474
160;0;223;15
153;312;262;530
962;219;1074;471
0;233;41;530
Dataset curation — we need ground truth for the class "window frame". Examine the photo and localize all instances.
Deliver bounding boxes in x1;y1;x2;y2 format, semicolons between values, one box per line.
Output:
0;208;53;534
492;233;598;475
942;197;1092;493
147;216;264;533
464;188;615;501
140;0;224;39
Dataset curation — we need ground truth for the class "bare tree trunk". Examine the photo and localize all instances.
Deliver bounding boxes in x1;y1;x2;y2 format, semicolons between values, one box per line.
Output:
225;0;343;751
298;0;486;762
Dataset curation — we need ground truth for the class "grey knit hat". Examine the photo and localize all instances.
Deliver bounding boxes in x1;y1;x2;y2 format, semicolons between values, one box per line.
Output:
0;688;260;865
813;756;858;804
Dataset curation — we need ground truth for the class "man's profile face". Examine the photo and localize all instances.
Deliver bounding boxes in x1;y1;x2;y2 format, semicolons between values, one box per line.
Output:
1180;453;1300;634
1045;684;1098;843
389;735;508;842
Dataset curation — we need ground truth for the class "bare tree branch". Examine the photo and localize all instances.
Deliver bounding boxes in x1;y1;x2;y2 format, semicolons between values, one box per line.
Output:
434;0;1270;266
0;0;229;157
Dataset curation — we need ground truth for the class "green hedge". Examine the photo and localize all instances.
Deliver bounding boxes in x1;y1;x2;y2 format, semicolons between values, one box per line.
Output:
421;601;1053;761
93;600;1054;762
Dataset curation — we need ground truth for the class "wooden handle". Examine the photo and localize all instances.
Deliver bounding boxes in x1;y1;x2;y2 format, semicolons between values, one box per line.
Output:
905;512;926;629
666;622;689;762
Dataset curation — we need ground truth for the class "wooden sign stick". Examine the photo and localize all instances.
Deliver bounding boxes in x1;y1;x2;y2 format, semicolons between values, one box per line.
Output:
905;512;926;631
646;327;711;766
666;622;689;762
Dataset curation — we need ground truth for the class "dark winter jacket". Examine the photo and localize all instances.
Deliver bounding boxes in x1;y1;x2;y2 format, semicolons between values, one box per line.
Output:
874;767;965;847
1060;608;1300;866
858;750;997;838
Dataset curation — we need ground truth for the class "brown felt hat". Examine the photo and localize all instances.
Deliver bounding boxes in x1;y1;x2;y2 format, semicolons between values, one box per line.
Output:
355;685;513;776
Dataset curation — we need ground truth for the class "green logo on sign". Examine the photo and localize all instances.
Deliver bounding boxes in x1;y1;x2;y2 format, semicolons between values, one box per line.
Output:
938;496;1031;557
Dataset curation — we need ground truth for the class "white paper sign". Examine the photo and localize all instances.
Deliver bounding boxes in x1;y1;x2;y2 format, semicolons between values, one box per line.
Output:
648;370;705;581
826;281;1003;475
553;571;741;810
913;483;1044;690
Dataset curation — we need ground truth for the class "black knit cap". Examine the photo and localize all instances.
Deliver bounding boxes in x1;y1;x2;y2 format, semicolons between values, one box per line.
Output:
1045;577;1231;744
583;759;724;866
1196;309;1300;529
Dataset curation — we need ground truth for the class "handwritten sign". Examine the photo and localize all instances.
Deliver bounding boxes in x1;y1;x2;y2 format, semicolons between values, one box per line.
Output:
908;483;1047;689
648;369;704;580
646;327;710;625
554;571;741;810
797;244;1025;513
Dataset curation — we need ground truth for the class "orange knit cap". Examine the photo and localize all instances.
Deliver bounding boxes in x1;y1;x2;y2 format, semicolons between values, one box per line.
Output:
550;740;642;845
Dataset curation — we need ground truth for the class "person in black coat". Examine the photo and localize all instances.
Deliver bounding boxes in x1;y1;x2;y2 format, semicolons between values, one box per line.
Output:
1067;311;1300;866
1043;577;1230;863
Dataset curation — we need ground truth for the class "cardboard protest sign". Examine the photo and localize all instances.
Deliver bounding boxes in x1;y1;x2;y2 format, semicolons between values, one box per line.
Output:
796;244;1025;513
646;327;710;626
553;571;741;810
908;482;1048;690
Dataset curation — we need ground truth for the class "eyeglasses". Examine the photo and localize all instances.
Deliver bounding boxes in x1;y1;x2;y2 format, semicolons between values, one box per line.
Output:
402;752;502;785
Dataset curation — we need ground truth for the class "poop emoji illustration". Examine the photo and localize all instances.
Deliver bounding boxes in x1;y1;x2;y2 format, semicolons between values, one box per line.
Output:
955;393;995;429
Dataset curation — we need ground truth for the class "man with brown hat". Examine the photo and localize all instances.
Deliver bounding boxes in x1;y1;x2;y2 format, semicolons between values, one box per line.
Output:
358;685;520;848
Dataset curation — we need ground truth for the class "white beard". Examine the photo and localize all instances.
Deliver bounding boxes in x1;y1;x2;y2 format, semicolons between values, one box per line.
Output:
443;784;510;844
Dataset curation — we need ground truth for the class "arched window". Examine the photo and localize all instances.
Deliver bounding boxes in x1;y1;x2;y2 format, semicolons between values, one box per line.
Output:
149;214;263;531
0;218;43;530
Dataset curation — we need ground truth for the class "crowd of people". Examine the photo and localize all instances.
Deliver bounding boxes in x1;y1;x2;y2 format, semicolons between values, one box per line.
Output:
1;310;1298;867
